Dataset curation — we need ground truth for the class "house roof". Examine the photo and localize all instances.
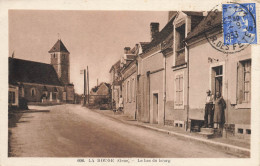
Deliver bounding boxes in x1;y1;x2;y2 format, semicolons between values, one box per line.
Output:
48;39;70;53
9;57;62;86
139;42;150;52
186;11;222;41
126;54;137;60
143;15;176;54
183;11;204;16
91;82;110;94
109;60;121;73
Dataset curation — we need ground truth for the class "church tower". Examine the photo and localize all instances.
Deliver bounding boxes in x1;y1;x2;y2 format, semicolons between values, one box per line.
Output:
49;39;70;85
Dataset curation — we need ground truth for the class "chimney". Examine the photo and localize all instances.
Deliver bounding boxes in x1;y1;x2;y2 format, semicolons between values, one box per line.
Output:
124;47;131;54
150;22;159;41
135;44;139;54
203;11;208;16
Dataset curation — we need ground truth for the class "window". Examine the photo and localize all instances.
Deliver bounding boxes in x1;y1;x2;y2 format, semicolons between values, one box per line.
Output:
126;81;129;103
176;24;185;50
9;91;15;104
53;87;58;100
132;78;135;102
237;60;251;104
238;128;243;134
175;74;183;106
246;129;251;134
31;88;36;97
53;53;56;58
175;24;186;66
128;80;131;103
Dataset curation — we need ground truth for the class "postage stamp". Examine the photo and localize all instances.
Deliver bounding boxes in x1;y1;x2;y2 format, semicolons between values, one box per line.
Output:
222;3;257;45
204;2;257;54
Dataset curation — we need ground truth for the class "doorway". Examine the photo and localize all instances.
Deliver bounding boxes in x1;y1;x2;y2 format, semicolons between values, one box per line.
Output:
153;93;159;124
212;66;223;96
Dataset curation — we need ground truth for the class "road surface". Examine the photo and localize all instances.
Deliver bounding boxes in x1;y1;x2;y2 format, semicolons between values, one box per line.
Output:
9;104;238;157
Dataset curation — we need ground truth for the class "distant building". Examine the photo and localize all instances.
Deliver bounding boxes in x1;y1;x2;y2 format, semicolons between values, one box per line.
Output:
109;60;122;110
121;45;139;119
8;39;75;107
89;82;111;106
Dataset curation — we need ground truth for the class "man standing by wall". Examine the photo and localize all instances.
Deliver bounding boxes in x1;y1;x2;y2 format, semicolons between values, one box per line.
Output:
203;90;214;128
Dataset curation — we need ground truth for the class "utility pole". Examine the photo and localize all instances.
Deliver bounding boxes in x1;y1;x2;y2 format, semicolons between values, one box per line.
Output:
83;69;86;106
87;66;90;104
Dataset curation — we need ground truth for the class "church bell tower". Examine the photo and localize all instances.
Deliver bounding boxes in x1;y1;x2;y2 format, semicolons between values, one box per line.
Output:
49;39;70;85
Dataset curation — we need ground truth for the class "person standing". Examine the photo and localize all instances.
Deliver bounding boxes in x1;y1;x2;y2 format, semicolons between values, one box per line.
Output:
213;91;226;129
119;95;124;112
203;90;214;128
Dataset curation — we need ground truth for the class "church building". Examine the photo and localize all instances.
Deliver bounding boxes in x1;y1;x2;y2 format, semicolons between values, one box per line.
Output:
8;39;75;107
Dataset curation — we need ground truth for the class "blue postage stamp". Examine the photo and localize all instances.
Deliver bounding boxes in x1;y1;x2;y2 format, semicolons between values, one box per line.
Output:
222;3;257;45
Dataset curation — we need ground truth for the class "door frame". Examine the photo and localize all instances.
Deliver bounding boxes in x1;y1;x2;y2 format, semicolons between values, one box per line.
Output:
209;61;225;98
151;90;159;124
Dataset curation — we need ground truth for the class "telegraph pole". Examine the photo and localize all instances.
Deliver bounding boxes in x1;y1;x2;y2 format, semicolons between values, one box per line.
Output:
83;69;86;106
87;66;90;104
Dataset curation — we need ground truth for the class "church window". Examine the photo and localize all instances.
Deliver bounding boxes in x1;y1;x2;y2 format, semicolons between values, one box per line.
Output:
53;87;58;100
31;88;36;97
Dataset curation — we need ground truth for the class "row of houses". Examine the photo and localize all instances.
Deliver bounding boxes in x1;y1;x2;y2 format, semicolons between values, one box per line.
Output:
109;11;251;139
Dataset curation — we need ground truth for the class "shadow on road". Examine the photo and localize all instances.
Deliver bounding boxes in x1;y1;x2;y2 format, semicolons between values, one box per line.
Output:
17;120;30;123
8;108;50;157
8;109;50;128
20;110;50;113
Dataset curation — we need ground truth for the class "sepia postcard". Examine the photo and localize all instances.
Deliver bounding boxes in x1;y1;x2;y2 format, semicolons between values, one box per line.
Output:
0;0;260;166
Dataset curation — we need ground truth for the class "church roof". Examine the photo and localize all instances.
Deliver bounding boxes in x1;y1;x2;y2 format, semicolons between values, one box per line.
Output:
9;57;62;86
48;39;70;53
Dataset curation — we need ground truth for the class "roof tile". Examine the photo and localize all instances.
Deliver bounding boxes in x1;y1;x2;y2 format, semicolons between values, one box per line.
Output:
9;58;62;86
49;39;70;53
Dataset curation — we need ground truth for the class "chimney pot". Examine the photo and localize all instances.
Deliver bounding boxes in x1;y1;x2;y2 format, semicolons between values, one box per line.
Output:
124;47;131;54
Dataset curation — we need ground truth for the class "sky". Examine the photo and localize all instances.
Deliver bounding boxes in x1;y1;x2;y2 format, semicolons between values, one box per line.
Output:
9;10;168;94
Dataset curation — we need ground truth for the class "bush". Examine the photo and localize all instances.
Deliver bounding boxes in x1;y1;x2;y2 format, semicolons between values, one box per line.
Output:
19;97;28;110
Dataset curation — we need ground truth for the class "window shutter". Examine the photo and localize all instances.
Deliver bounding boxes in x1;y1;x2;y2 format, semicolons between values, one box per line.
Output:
180;76;183;104
248;61;251;102
175;75;181;105
130;80;132;103
237;62;243;104
230;61;237;105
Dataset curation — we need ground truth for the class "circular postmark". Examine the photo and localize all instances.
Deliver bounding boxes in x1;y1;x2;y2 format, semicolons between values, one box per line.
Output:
204;2;257;54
